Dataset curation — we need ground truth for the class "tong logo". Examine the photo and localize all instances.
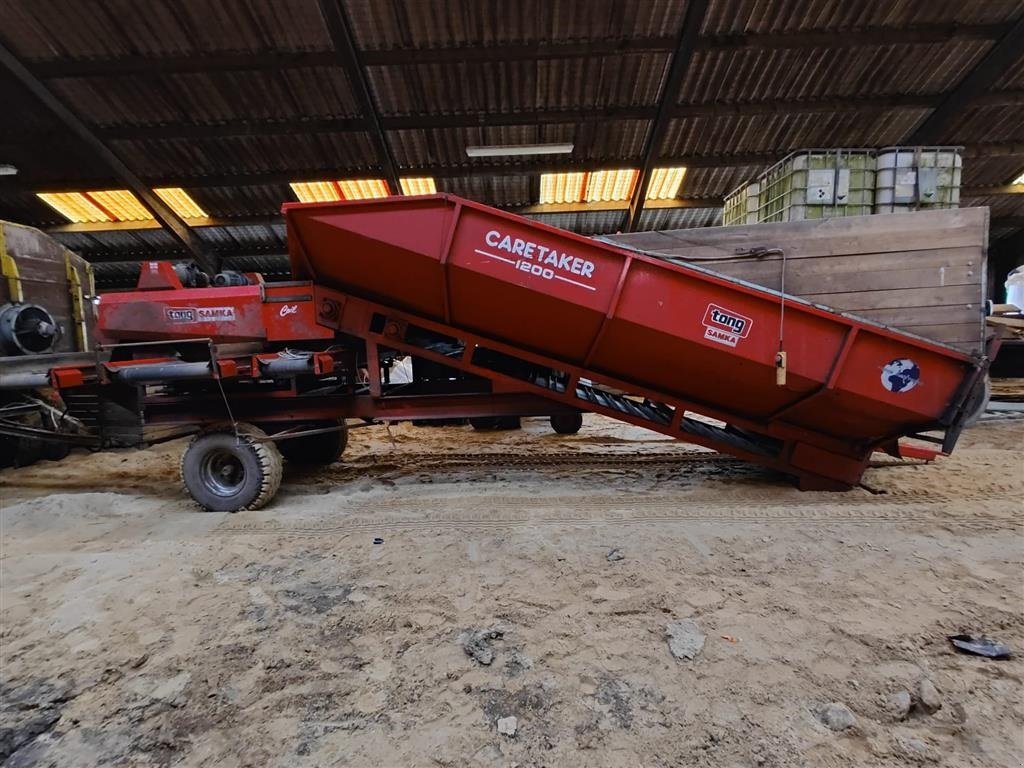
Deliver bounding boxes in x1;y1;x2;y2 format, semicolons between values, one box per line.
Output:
165;307;197;323
702;303;753;347
164;306;236;323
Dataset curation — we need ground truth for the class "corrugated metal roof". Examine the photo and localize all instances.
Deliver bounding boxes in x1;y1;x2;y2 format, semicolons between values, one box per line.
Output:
2;0;330;60
682;165;769;197
436;175;533;208
962;155;1024;187
194;223;286;251
50;228;186;257
659;110;930;157
677;42;991;103
191;184;293;218
526;210;628;235
346;0;685;49
701;0;1023;34
223;253;290;275
944;104;1024;144
0;0;1020;261
48;67;359;126
368;55;670;115
639;206;722;231
388;124;576;168
992;51;1024;89
386;121;651;168
108;132;380;178
961;194;1024;218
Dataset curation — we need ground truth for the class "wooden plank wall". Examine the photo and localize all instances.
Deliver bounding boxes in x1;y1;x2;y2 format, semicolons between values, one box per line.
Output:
606;207;989;355
2;221;96;353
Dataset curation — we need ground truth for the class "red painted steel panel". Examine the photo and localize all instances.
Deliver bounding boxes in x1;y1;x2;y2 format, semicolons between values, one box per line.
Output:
98;284;267;343
288;198;451;318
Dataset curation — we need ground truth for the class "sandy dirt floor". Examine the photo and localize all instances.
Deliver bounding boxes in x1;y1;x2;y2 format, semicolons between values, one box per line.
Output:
1;415;1022;767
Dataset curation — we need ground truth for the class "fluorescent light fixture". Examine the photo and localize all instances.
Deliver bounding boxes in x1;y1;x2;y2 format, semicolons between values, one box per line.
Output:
539;172;586;204
647;167;687;200
467;143;574;158
154;187;207;219
585;169;638;202
0;164;17;176
400;177;437;195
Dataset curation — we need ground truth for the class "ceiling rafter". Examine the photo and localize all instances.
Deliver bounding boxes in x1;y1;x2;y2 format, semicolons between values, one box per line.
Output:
21;23;1006;79
315;0;400;195
626;0;711;233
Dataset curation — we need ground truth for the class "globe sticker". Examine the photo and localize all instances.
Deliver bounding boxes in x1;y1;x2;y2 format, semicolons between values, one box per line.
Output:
881;358;920;393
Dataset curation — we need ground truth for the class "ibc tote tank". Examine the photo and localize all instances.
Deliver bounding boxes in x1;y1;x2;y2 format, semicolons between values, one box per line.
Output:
875;146;962;214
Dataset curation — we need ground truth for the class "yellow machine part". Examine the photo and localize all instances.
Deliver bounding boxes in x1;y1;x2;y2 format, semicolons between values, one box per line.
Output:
0;224;25;302
65;250;92;350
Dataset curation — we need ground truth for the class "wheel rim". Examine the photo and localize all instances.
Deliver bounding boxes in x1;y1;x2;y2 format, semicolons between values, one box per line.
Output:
200;448;245;497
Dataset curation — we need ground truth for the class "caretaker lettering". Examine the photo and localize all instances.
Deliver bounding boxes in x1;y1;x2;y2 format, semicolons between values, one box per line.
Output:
481;230;597;290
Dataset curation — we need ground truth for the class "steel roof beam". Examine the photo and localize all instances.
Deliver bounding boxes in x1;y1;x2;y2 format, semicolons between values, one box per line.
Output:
22;24;1005;79
361;23;1005;63
910;14;1024;143
625;0;711;233
0;40;219;275
316;0;401;195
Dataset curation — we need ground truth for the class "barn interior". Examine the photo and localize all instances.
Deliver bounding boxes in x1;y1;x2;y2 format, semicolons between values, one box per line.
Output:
1;2;1022;766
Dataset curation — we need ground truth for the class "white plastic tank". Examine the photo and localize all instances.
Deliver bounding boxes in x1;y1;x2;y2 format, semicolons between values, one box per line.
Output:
722;182;760;226
875;147;962;213
1006;265;1024;310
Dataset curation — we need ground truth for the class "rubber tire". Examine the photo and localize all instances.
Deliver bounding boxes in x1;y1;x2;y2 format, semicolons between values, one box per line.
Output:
549;413;584;435
180;424;283;512
277;422;348;466
469;416;521;431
